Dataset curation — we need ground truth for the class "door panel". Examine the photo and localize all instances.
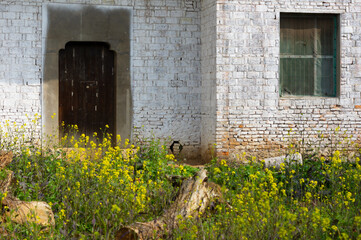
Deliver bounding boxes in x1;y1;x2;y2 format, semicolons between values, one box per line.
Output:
59;42;115;140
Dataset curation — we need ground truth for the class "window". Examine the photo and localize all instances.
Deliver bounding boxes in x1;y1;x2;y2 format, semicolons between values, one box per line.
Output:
280;13;338;97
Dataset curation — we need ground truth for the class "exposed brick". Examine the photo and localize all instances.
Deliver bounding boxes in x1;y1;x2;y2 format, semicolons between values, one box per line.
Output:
2;0;361;163
210;0;361;160
0;0;202;161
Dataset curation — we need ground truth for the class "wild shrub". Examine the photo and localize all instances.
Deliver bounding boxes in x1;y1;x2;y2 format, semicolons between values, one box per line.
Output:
3;117;197;239
1;116;361;239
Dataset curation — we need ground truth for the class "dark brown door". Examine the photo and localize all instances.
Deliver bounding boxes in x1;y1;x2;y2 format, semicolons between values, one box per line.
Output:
59;42;115;140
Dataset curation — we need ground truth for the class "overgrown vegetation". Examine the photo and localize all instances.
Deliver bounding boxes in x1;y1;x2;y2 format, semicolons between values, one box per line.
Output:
0;116;361;239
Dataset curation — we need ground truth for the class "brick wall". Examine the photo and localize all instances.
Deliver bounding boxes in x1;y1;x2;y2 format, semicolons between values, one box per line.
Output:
0;0;202;160
215;0;361;159
2;0;361;161
131;0;202;160
0;3;41;125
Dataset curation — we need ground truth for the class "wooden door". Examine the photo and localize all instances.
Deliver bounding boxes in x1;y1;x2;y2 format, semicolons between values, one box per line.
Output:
59;42;115;140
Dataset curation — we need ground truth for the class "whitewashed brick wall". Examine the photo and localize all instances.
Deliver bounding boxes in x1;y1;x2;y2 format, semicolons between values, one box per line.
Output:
0;2;41;125
0;0;202;160
131;0;201;159
2;0;361;161
214;0;361;159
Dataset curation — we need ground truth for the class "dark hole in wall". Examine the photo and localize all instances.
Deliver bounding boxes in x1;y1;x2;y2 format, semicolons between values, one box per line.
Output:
170;141;183;155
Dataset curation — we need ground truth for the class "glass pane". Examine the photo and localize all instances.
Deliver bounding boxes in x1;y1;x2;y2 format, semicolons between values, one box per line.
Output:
280;58;314;96
315;58;335;96
280;17;314;56
316;17;334;56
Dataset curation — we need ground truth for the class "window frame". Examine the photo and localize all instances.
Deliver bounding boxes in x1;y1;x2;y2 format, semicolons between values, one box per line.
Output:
279;13;339;98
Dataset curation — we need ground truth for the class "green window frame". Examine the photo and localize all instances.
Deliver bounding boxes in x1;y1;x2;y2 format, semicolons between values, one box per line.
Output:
280;13;338;97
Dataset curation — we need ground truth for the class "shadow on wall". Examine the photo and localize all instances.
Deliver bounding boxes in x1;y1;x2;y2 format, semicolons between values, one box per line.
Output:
42;3;132;143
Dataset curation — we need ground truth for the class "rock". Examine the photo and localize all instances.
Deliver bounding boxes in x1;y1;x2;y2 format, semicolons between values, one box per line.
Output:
264;153;303;168
5;201;55;227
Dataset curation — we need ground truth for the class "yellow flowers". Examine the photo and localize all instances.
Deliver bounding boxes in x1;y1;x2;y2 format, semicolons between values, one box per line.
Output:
249;174;257;180
281;189;286;196
305;192;312;202
59;209;66;220
354;216;361;225
346;192;354;202
111;204;121;213
4;117;361;239
220;159;228;167
309;180;318;188
332;150;342;165
166;154;175;161
214;167;221;175
1;191;7;202
321;217;330;232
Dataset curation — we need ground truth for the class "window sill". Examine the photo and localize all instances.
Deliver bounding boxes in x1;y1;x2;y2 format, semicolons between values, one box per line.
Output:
279;95;340;107
280;95;338;100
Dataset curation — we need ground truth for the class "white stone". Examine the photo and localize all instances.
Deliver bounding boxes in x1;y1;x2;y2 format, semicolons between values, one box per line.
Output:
264;153;303;168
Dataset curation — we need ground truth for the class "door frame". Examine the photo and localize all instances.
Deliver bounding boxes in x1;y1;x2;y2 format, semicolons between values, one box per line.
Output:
42;4;132;143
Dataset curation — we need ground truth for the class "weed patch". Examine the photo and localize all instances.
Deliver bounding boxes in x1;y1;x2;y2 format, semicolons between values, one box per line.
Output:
0;117;361;239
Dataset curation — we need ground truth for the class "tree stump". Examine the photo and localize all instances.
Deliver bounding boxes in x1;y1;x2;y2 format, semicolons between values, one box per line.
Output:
116;169;223;240
0;152;14;205
0;151;13;169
